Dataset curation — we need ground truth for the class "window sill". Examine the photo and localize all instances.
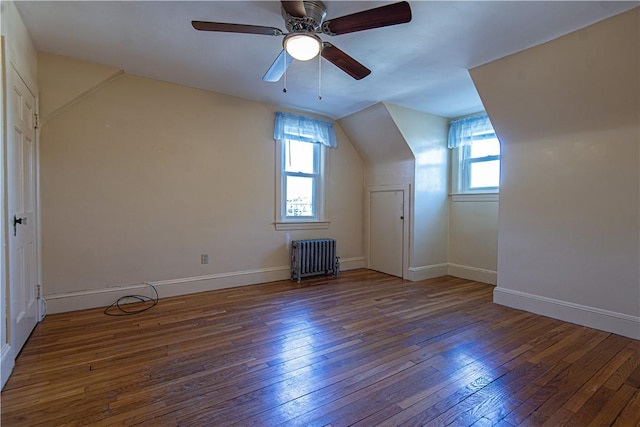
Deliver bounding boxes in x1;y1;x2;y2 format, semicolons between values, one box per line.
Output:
274;221;330;231
450;193;499;202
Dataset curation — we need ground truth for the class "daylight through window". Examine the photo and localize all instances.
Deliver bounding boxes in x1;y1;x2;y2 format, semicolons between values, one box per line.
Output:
462;132;500;191
283;139;320;218
449;113;500;193
273;111;335;229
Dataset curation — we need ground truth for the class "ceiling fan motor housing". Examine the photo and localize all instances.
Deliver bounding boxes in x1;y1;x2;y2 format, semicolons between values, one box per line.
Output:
282;0;327;33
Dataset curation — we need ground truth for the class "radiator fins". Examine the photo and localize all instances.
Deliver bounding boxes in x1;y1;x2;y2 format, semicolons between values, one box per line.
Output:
291;239;339;283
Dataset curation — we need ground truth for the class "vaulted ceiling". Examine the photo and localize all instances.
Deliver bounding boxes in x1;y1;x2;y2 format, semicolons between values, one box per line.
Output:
15;1;639;119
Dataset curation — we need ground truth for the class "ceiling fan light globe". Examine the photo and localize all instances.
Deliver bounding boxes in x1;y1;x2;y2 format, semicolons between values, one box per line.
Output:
284;33;321;61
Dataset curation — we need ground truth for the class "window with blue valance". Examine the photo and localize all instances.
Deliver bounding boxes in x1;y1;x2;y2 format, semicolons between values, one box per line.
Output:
274;111;338;148
447;112;494;149
449;112;501;193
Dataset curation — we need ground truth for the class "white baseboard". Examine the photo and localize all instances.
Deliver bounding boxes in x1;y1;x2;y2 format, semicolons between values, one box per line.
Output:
406;263;449;281
1;343;14;390
448;263;497;285
494;287;640;340
40;258;640;341
340;256;366;271
407;263;497;284
44;256;367;314
44;267;290;314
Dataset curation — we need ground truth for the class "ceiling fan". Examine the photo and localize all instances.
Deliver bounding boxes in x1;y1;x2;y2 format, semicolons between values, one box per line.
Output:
192;1;412;82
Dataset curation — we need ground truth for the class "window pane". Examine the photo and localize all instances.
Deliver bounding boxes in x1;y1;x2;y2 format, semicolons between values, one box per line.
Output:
469;160;500;188
470;137;500;158
285;140;316;173
286;176;314;217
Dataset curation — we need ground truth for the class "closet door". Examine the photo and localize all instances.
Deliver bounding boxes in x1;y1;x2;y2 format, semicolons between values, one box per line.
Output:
369;189;404;277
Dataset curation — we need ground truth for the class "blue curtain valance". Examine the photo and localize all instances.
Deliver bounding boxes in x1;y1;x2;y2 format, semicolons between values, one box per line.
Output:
448;112;494;149
274;111;338;148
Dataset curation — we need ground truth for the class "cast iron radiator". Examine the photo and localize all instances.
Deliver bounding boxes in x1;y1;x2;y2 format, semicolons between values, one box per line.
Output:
291;239;339;283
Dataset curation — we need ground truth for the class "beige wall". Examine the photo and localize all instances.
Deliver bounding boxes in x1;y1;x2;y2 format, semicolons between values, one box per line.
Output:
448;197;498;283
339;103;414;278
339;103;450;280
447;110;499;285
37;51;122;121
385;103;449;276
38;53;365;312
446;110;499;285
471;8;639;338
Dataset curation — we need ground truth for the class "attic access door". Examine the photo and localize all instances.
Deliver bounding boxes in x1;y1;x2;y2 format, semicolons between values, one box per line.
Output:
368;188;405;277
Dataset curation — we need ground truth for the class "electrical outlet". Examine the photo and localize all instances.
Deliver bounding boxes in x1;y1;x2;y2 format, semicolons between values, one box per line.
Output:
201;254;209;264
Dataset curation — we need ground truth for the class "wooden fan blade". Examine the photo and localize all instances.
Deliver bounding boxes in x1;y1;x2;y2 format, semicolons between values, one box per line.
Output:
321;43;371;80
281;1;306;18
322;1;411;36
263;50;294;82
192;21;283;36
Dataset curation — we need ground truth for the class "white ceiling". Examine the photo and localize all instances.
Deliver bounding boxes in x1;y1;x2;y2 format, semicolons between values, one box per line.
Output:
14;1;638;119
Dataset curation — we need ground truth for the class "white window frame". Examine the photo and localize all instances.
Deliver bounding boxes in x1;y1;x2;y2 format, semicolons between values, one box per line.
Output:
452;133;500;195
275;139;329;230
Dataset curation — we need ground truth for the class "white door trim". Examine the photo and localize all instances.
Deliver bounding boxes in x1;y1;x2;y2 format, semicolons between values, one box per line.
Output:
366;184;410;279
1;35;11;390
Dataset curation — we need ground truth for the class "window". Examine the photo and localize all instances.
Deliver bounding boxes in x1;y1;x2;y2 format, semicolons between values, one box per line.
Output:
461;132;500;192
282;139;322;219
449;113;500;194
273;112;336;230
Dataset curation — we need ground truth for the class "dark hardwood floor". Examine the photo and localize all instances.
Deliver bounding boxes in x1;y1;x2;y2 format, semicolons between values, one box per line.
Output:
2;269;639;426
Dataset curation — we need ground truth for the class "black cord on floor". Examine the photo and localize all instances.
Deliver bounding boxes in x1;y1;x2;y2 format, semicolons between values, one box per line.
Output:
104;283;158;316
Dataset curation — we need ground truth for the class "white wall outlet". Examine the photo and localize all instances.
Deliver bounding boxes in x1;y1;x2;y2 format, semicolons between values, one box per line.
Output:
201;254;209;264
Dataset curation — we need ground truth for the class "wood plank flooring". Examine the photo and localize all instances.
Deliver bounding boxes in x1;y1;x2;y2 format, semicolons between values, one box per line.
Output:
2;270;639;426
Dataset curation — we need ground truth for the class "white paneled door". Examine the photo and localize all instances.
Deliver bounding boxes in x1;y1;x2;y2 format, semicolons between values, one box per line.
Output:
369;190;404;277
2;63;38;388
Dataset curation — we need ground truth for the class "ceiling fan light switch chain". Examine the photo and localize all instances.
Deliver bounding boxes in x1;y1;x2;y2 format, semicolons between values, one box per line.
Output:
283;52;288;93
318;52;322;100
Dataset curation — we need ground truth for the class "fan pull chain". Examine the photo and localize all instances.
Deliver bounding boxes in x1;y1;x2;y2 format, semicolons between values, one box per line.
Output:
283;51;287;93
318;53;322;100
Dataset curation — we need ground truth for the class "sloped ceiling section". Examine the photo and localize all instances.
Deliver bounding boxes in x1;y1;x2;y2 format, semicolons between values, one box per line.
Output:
338;103;413;167
471;8;640;145
15;1;639;119
38;52;123;121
